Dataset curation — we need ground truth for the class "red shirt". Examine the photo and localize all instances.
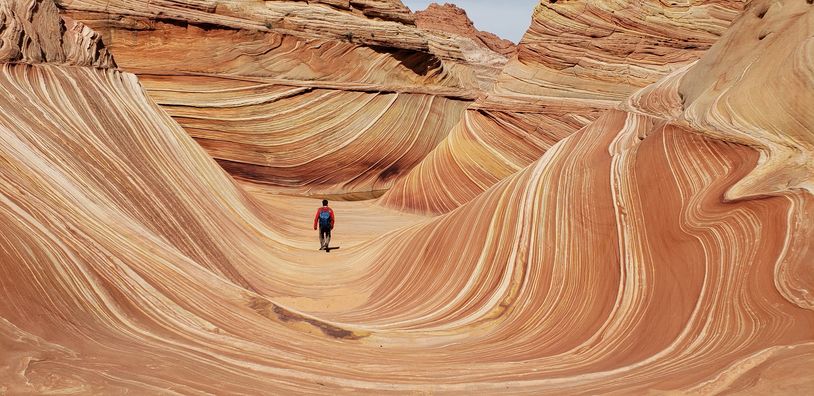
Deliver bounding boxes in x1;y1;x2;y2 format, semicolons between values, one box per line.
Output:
314;207;335;229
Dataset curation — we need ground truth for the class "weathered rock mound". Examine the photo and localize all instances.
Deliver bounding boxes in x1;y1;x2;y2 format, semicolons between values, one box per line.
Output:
679;0;814;204
415;3;516;57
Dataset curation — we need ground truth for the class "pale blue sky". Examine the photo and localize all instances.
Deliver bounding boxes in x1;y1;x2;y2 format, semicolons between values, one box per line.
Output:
403;1;539;43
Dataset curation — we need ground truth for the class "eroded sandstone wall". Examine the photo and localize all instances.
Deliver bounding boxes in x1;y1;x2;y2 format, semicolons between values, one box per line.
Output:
381;0;749;214
54;0;513;197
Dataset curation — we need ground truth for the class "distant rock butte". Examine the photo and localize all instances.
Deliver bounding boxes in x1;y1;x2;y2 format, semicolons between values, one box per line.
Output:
415;3;517;57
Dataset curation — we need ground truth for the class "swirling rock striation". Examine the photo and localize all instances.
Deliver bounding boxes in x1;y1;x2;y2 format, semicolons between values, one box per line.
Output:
380;0;749;214
1;0;813;394
500;0;748;101
54;0;512;197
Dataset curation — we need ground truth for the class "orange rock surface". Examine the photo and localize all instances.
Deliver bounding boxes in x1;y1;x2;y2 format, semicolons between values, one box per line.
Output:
381;0;752;214
55;0;510;197
1;0;813;394
414;3;517;57
0;0;114;67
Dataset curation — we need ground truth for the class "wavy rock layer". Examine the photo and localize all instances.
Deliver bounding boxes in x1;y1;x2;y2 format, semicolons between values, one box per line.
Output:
299;0;416;25
55;0;507;196
1;0;813;394
57;0;425;50
379;103;600;211
679;0;814;203
381;0;748;214
500;0;747;101
2;63;812;393
141;73;469;196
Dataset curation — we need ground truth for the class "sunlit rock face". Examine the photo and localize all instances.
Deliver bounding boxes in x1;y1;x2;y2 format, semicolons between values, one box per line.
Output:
415;3;517;86
413;2;516;89
54;0;511;197
1;0;813;394
415;3;516;57
678;0;814;204
380;0;749;214
500;0;748;101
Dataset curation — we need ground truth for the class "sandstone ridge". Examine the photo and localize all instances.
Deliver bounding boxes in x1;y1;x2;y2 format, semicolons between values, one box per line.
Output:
381;0;750;214
55;0;517;197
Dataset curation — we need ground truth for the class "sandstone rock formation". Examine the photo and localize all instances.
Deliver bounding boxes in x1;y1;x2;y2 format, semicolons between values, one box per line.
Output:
54;0;511;198
1;0;813;394
302;0;417;25
0;0;114;67
414;3;517;57
381;0;749;214
679;0;814;204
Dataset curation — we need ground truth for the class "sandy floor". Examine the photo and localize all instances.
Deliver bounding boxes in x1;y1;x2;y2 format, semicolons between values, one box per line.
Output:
239;180;431;249
238;180;435;313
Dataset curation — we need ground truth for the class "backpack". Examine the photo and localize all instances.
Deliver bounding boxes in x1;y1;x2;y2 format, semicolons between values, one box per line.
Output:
318;209;332;229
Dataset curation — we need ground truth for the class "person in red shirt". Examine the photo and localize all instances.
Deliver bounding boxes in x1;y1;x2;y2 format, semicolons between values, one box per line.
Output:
313;199;335;252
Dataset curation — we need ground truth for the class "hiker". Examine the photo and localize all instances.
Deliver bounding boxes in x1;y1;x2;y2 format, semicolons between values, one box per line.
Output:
313;199;335;252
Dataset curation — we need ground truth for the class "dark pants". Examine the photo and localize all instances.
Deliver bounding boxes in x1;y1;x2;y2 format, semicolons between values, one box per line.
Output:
319;226;331;249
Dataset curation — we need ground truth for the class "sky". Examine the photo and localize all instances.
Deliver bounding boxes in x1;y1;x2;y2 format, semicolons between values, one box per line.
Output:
402;0;539;43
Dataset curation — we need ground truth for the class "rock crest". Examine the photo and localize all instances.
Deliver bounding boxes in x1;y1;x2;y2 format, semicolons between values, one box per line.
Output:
415;3;517;57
